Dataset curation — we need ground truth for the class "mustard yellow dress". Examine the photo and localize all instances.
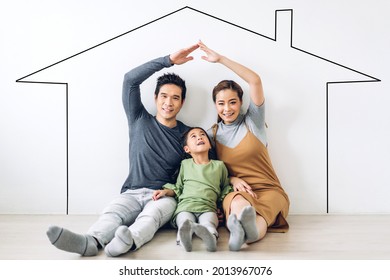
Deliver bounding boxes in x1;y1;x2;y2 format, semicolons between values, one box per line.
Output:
212;104;290;233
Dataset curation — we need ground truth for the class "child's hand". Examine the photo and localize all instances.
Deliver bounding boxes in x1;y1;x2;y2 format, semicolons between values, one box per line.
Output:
152;189;175;200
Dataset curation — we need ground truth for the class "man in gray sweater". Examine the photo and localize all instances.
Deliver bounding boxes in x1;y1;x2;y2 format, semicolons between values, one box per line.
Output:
46;43;199;257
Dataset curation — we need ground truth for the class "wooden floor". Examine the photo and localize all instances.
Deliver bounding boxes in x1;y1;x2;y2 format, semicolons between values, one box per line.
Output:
1;214;390;260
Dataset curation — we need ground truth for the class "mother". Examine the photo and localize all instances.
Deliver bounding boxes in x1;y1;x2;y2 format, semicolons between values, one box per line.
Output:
199;41;290;251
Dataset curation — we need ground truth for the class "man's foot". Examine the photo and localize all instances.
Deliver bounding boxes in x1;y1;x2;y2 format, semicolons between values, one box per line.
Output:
104;226;134;257
46;225;98;256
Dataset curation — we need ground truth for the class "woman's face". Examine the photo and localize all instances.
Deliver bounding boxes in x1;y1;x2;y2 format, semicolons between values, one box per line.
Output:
215;89;242;124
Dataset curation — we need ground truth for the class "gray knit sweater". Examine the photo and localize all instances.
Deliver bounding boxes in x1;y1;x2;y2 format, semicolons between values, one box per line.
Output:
121;56;189;193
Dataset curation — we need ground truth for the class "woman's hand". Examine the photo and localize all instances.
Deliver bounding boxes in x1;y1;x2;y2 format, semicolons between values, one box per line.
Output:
198;40;222;63
230;177;258;198
198;40;264;106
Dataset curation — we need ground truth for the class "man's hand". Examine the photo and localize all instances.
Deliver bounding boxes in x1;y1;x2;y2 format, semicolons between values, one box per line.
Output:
169;44;199;65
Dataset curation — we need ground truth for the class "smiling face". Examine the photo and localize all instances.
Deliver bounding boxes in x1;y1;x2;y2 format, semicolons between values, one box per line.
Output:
155;84;184;127
183;128;211;155
214;89;242;124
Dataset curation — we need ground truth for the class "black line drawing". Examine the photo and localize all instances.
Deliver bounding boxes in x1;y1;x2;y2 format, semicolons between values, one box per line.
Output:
16;6;381;214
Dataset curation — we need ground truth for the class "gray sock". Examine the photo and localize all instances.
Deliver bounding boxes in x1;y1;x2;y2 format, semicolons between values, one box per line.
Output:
239;206;260;243
194;224;217;252
227;214;245;251
179;220;193;252
104;226;134;257
46;225;98;256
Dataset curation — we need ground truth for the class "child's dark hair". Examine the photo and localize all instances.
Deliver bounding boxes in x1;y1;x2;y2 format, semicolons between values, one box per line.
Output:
155;73;187;100
181;127;215;159
171;127;216;180
182;127;210;147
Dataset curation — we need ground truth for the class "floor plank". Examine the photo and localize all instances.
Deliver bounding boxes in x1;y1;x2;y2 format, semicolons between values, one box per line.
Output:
0;214;389;260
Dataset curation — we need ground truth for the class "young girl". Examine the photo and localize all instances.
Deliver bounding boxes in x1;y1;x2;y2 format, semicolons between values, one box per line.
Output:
153;127;232;252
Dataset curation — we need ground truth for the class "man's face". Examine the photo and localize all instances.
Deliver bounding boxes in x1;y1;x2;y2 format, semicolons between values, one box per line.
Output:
155;84;184;126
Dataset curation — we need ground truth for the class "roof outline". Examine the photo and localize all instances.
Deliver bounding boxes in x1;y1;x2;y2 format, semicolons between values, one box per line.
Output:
15;6;381;214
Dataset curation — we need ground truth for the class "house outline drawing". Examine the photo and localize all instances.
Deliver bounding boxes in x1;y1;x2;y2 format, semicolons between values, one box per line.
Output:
16;6;381;214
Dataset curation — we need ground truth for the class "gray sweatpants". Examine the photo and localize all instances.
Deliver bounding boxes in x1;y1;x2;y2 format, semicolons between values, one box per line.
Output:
87;188;176;250
175;211;219;242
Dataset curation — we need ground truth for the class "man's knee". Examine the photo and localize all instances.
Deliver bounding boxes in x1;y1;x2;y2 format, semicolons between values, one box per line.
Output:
101;195;141;224
155;196;177;213
139;197;176;226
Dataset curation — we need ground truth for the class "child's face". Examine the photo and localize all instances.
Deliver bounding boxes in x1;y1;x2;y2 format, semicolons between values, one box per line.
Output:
184;128;211;155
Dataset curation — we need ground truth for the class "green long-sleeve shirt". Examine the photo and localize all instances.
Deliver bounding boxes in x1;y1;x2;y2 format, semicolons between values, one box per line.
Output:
163;159;233;223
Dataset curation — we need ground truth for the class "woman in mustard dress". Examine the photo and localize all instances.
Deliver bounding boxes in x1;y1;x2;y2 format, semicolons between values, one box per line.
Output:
199;41;290;251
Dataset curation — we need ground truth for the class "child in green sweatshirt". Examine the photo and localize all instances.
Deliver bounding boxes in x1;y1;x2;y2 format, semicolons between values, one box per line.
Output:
153;127;232;252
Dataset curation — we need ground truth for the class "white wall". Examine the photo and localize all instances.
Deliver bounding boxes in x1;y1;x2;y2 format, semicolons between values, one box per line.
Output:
1;0;389;214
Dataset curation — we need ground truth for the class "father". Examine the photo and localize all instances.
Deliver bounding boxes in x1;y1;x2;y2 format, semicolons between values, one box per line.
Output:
46;43;199;257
